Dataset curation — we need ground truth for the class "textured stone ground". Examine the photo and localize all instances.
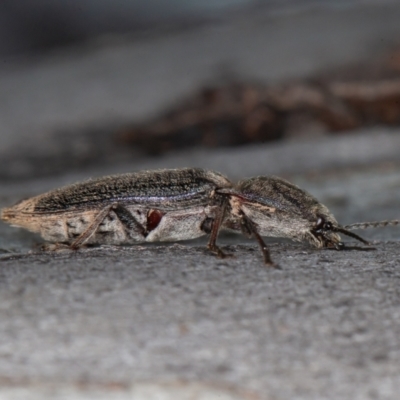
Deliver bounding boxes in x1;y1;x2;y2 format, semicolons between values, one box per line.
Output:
1;240;400;400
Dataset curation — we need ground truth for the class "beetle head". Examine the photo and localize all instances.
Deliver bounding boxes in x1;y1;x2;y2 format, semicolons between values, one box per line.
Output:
310;215;370;249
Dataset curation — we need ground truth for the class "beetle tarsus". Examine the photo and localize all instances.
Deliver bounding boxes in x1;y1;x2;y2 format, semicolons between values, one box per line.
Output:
334;241;345;250
208;243;233;259
41;243;72;252
207;197;232;259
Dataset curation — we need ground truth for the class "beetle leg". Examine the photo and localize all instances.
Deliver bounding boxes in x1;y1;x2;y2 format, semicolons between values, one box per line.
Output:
207;200;231;259
70;204;116;249
240;212;276;267
70;203;147;249
111;204;147;237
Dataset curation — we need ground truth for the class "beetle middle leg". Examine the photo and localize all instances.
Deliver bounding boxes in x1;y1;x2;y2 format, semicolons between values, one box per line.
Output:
239;212;276;267
207;200;232;259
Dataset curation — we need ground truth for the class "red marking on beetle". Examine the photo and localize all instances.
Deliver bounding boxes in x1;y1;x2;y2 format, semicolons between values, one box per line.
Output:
146;209;164;232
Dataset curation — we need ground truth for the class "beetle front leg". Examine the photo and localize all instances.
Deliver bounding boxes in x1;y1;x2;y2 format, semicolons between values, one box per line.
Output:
239;212;277;267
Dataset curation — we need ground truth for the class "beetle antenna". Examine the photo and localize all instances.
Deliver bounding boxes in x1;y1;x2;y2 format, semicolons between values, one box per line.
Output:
332;226;370;245
344;220;400;230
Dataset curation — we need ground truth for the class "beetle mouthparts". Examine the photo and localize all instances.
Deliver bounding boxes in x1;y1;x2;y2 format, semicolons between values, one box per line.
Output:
333;226;370;246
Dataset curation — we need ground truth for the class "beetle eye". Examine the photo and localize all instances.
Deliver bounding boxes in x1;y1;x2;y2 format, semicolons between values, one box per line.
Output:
315;217;333;231
316;217;324;230
325;221;333;230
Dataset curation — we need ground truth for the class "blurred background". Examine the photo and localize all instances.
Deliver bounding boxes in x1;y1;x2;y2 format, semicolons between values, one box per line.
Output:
1;0;400;182
2;0;392;58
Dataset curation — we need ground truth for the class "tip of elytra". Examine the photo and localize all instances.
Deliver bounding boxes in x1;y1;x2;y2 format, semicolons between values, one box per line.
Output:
0;205;21;222
1;198;36;224
0;207;13;222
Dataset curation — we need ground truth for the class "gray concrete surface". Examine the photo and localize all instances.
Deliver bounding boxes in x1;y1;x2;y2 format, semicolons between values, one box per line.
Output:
2;2;400;399
1;238;400;400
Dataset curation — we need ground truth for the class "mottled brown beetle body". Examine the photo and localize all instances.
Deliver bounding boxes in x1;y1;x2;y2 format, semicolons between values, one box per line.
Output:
1;168;232;254
219;176;370;265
